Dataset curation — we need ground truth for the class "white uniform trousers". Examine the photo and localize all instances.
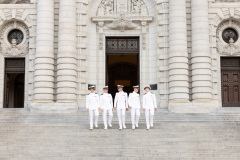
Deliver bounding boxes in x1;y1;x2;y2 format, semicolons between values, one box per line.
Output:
117;108;126;128
131;108;140;127
145;109;154;128
103;109;113;128
89;109;99;128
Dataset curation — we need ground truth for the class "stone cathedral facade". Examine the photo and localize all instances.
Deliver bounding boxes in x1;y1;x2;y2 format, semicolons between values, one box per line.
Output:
0;0;240;113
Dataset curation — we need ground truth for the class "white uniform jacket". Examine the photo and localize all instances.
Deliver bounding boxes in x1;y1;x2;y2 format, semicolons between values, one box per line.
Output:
114;91;128;109
128;92;141;109
86;92;100;110
142;92;157;109
100;93;113;110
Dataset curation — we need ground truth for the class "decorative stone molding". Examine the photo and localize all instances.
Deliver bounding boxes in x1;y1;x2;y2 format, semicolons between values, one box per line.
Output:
209;1;240;102
217;20;240;56
105;13;139;31
0;21;29;57
92;0;153;50
97;0;148;16
215;0;240;2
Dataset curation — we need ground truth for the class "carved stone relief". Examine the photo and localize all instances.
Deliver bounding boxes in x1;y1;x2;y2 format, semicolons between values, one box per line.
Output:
217;20;240;56
93;0;152;51
105;13;139;31
97;0;148;16
0;21;29;57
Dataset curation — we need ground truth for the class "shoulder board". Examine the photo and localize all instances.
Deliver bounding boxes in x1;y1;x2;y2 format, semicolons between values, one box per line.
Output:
87;93;90;95
101;94;103;95
144;93;147;95
95;93;98;94
151;92;154;94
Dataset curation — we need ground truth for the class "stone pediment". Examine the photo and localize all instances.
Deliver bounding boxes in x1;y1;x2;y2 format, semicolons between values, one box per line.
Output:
92;15;153;31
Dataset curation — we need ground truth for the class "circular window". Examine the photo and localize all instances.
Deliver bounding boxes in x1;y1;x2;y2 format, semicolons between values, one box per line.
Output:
7;29;24;45
222;28;238;44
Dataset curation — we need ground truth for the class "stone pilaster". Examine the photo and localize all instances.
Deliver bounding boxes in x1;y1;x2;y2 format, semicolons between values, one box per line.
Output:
34;0;54;103
191;0;212;101
57;0;77;103
168;0;189;102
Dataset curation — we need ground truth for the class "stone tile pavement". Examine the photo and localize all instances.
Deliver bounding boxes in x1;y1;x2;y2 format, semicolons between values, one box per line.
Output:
0;108;240;159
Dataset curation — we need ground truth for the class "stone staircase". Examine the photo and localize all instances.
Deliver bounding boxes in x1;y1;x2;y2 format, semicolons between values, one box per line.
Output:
0;108;240;159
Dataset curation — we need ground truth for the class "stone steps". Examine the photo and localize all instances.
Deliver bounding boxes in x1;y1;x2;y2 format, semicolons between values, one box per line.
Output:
0;108;240;159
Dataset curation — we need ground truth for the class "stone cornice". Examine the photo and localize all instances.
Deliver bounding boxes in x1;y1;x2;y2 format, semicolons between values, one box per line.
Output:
210;2;240;8
92;16;153;23
0;4;35;9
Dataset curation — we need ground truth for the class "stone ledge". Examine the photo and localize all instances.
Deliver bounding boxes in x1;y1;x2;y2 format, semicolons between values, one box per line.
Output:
169;100;219;113
30;103;78;113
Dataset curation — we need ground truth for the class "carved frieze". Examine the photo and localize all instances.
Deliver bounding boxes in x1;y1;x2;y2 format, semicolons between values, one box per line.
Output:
97;0;148;16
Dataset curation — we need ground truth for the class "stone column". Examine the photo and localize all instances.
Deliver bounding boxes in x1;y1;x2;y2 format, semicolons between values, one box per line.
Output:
34;0;55;103
168;0;189;102
191;0;212;101
57;0;77;103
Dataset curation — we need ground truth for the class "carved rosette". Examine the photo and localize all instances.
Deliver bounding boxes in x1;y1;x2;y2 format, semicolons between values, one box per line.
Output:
0;21;29;57
217;20;240;56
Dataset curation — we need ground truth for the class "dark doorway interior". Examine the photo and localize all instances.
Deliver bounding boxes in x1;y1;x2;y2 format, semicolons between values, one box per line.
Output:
106;37;139;98
4;58;25;108
221;57;240;107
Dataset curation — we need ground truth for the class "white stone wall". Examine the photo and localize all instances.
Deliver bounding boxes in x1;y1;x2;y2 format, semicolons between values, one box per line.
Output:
0;3;36;108
0;0;240;112
209;1;240;107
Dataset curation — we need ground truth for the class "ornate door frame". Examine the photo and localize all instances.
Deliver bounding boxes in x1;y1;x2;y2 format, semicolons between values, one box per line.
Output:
91;0;153;93
0;21;29;108
217;20;240;107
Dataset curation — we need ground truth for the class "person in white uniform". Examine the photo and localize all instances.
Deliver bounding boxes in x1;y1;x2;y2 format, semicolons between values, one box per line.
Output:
142;86;157;130
114;85;128;130
100;86;113;130
86;86;100;130
128;85;141;130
